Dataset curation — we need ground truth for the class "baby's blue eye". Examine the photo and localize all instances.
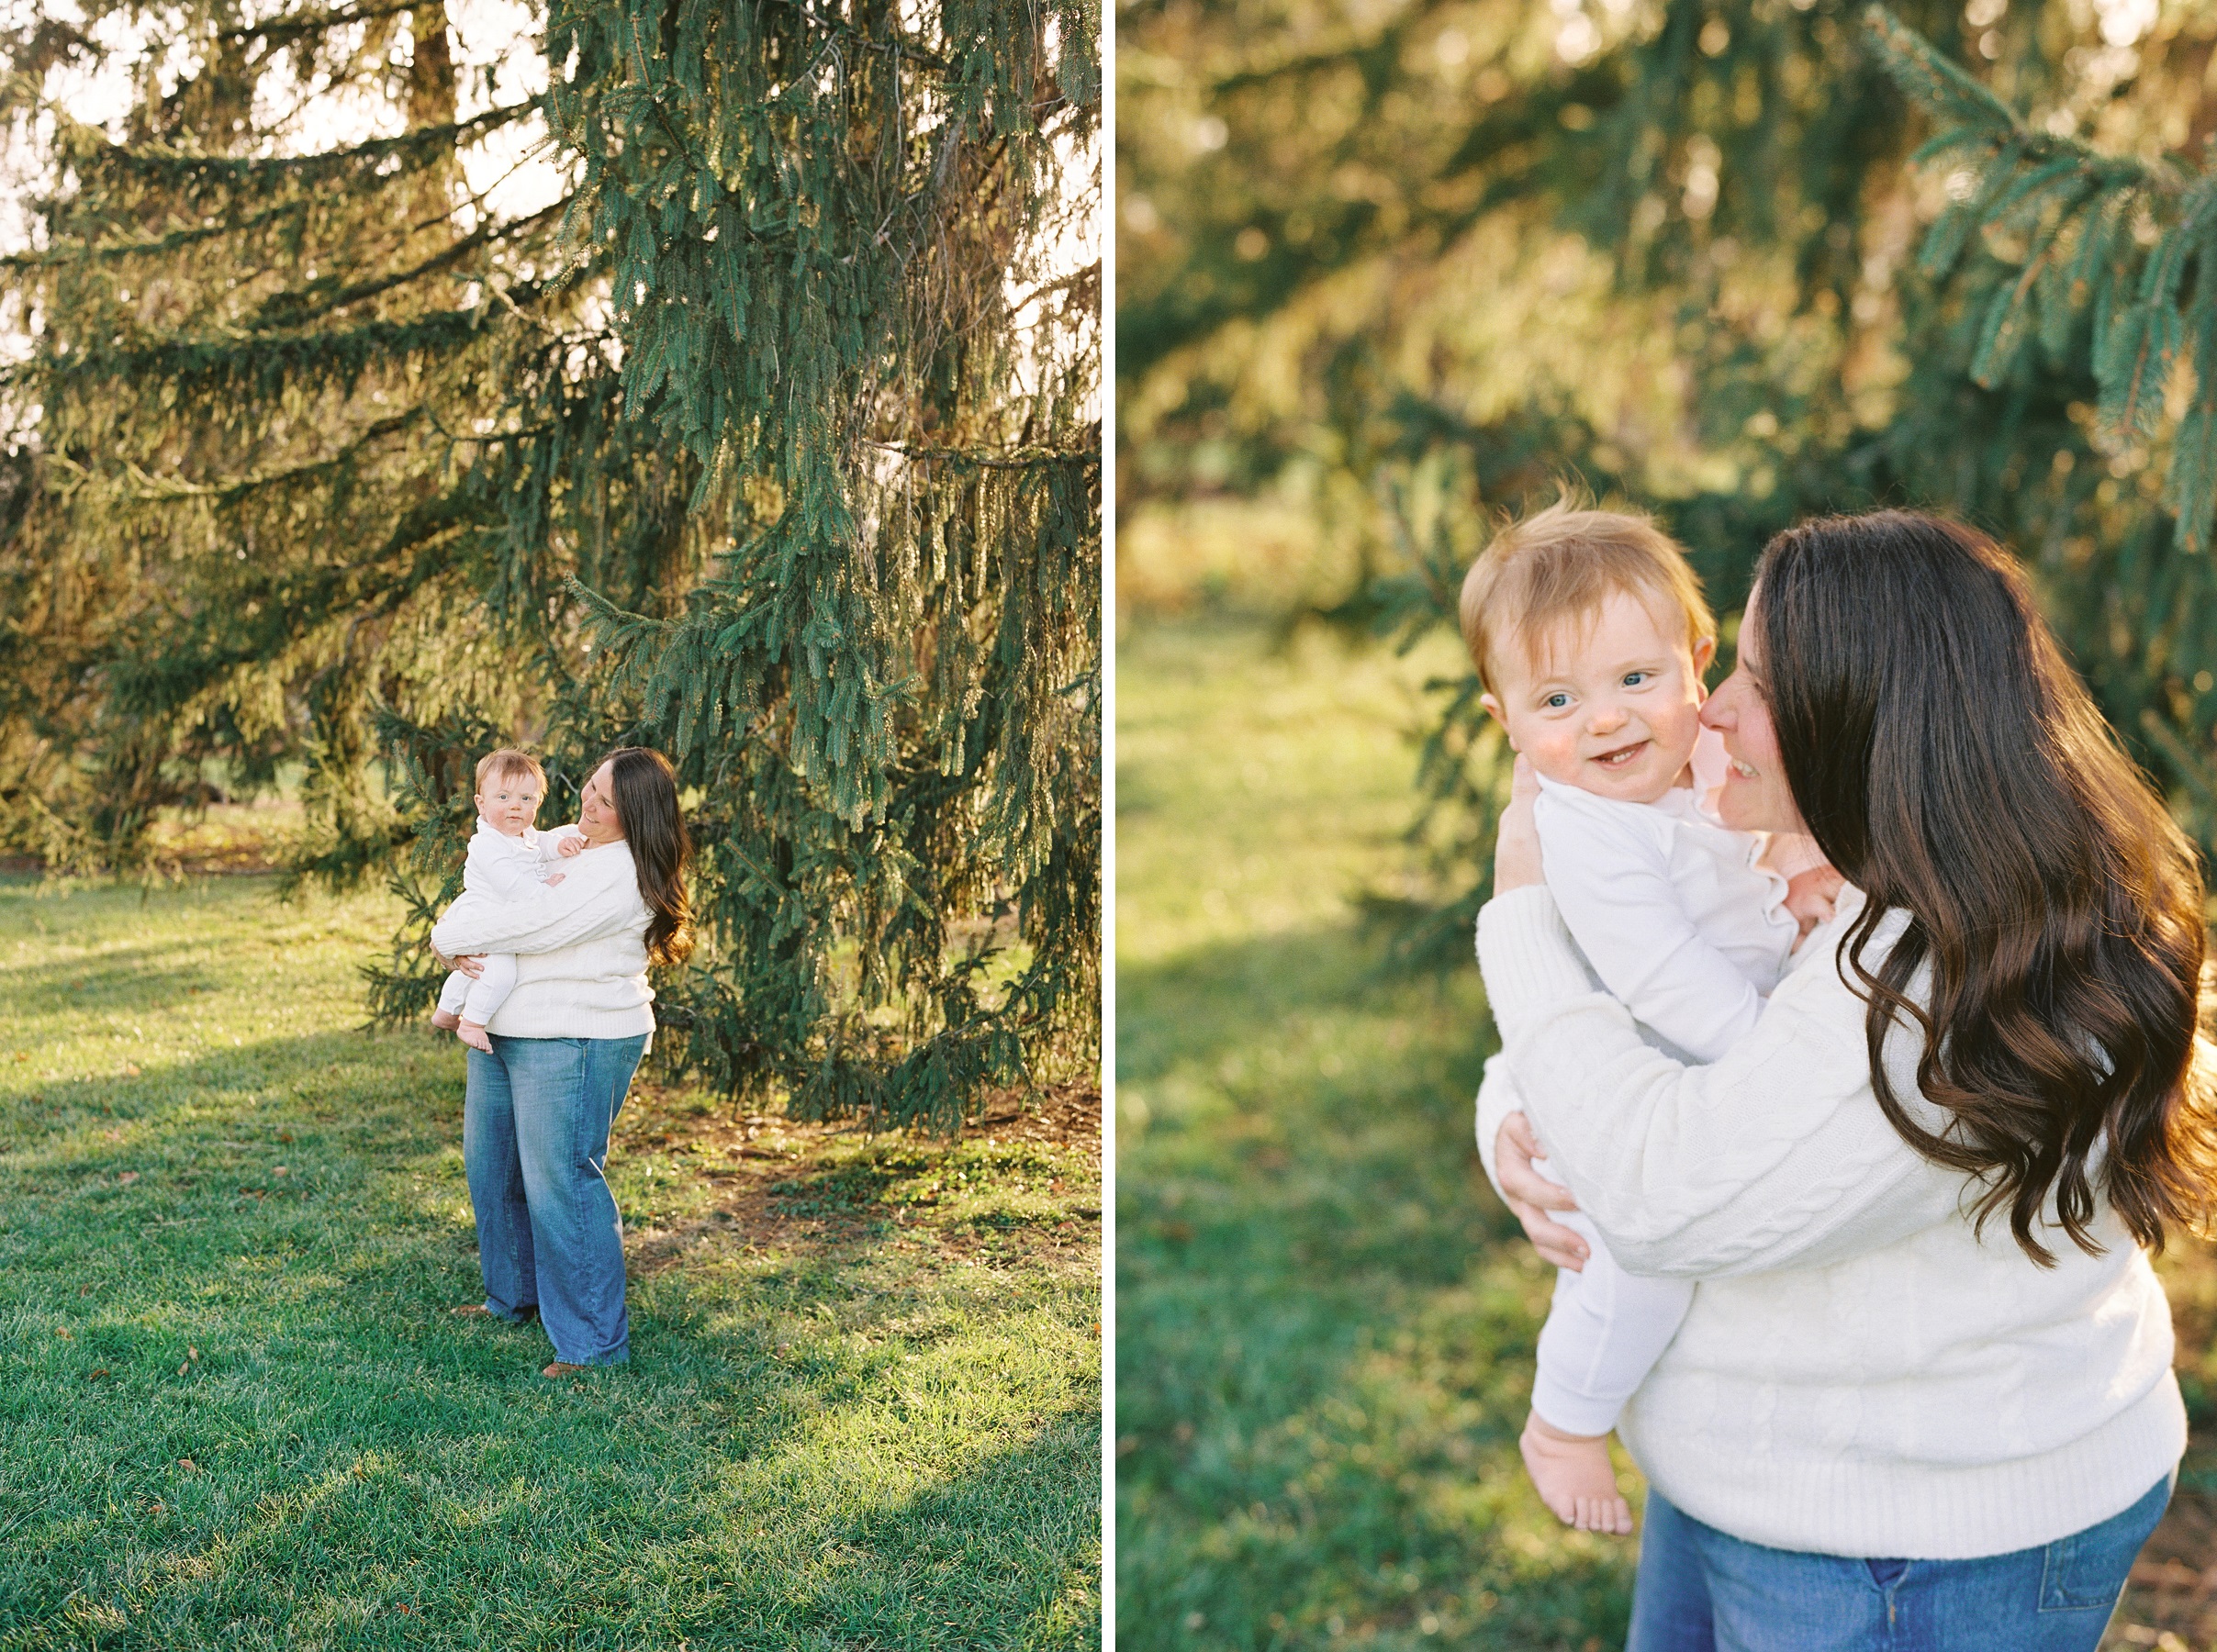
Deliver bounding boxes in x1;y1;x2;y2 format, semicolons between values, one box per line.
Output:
1622;671;1651;687
1544;692;1570;709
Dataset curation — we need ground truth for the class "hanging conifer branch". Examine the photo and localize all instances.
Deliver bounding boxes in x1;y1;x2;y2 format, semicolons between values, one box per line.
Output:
1866;5;2217;550
1;0;1099;1130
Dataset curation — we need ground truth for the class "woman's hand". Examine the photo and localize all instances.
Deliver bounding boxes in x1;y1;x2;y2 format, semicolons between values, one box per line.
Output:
1494;755;1544;893
1496;1111;1588;1270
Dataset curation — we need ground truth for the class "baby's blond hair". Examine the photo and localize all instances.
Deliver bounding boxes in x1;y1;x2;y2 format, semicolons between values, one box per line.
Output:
474;747;545;794
1459;497;1715;693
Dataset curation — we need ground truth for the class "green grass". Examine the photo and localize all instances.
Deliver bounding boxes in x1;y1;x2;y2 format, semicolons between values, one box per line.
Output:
1114;615;2217;1652
0;876;1100;1651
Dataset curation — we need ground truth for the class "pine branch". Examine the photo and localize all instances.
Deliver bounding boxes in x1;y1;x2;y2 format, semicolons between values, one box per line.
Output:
1863;6;2019;139
65;100;542;196
868;438;1100;469
1870;7;2217;556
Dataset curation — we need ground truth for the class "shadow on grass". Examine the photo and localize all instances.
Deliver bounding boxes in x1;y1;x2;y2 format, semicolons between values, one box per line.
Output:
1116;917;1636;1651
0;1017;1099;1650
4;945;230;1012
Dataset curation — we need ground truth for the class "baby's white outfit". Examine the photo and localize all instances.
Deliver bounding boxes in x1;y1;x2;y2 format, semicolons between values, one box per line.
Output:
435;819;580;1026
1481;732;1801;1436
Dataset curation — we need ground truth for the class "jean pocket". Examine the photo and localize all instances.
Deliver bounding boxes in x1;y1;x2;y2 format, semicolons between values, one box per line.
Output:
2038;1482;2167;1613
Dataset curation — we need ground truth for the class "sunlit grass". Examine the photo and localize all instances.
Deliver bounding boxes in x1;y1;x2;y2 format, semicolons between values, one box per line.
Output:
0;875;1099;1651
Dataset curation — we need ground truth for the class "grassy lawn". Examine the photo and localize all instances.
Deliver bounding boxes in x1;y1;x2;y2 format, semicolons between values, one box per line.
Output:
1113;615;2217;1652
0;876;1100;1651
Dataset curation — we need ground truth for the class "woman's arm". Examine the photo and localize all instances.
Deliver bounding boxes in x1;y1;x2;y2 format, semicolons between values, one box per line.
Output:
1477;886;1965;1278
430;844;641;957
1474;1057;1589;1269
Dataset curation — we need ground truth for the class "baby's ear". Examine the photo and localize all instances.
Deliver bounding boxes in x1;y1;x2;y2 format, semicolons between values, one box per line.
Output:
1692;635;1717;677
1478;692;1518;750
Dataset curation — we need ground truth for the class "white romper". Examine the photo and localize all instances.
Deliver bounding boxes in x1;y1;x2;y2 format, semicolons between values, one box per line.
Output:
1477;731;1802;1434
434;818;581;1026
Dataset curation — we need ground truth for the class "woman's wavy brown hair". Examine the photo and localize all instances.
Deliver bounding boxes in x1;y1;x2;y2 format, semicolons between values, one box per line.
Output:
1753;509;2216;1262
600;746;694;967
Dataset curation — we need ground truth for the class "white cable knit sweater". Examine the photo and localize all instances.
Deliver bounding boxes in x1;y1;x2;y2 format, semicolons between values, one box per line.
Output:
1475;883;2185;1558
428;834;655;1041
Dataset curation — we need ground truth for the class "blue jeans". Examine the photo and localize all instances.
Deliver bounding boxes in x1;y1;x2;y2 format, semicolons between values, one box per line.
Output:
462;1033;647;1367
1628;1475;2171;1652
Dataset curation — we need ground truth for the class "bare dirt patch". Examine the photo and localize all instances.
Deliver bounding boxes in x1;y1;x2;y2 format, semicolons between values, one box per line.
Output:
613;1080;1102;1278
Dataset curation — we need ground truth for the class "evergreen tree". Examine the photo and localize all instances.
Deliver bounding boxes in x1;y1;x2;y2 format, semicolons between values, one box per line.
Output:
1;0;1102;1129
1118;0;2217;964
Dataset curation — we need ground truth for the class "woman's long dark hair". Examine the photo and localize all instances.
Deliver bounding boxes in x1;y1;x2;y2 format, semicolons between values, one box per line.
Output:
600;746;693;967
1754;510;2215;1262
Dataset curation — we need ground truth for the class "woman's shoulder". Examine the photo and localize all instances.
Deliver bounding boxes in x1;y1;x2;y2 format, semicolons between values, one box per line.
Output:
573;836;639;874
1775;891;1925;1022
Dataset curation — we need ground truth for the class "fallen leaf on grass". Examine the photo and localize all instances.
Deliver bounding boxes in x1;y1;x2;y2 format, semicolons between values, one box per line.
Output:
117;1172;138;1186
85;1368;109;1381
178;1459;196;1472
177;1364;188;1376
187;1346;197;1361
53;1327;72;1340
272;1166;288;1177
119;1065;140;1077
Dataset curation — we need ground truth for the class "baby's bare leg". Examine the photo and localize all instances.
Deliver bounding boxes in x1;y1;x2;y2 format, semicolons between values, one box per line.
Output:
433;968;471;1031
1520;1412;1634;1535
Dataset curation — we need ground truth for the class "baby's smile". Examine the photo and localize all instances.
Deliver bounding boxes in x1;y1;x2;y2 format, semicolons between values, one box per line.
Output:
1590;739;1650;769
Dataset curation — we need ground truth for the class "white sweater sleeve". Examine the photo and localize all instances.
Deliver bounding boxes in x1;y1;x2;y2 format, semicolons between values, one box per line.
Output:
1476;886;1965;1278
1538;791;1764;1063
431;842;644;956
1473;1053;1524;1194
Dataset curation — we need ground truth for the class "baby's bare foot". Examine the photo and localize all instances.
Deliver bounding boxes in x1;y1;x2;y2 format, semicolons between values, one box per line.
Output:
457;1021;493;1053
430;1009;461;1031
1520;1412;1634;1535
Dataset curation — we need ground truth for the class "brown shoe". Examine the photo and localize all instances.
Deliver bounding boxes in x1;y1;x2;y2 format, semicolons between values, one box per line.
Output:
543;1361;588;1379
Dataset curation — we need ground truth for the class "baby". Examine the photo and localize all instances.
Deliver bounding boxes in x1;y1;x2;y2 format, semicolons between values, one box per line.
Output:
428;748;585;1052
1461;500;1840;1535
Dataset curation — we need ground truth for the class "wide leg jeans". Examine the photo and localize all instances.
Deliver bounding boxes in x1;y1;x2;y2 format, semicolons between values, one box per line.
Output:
462;1032;648;1367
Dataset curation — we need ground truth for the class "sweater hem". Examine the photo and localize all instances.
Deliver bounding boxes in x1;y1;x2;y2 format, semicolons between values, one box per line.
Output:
484;1007;655;1041
1620;1370;2188;1559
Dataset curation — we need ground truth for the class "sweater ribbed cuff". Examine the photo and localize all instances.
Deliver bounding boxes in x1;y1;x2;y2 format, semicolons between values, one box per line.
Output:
1475;887;1592;1037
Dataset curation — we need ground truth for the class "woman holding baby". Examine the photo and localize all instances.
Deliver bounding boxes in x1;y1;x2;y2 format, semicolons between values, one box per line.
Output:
430;746;692;1379
1472;508;2215;1649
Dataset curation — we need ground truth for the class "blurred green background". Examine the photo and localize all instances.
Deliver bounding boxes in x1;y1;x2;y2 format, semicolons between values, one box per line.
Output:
1115;0;2217;1645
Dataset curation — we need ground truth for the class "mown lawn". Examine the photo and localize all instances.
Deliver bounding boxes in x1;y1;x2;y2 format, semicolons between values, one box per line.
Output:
0;875;1100;1651
1113;615;2217;1652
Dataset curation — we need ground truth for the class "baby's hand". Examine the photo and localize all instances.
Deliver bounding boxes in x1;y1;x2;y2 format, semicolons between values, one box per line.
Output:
543;872;566;887
1784;865;1845;936
557;833;587;857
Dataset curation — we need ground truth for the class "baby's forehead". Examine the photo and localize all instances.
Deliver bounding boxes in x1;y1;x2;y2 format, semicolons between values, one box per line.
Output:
481;771;542;791
1506;587;1691;680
